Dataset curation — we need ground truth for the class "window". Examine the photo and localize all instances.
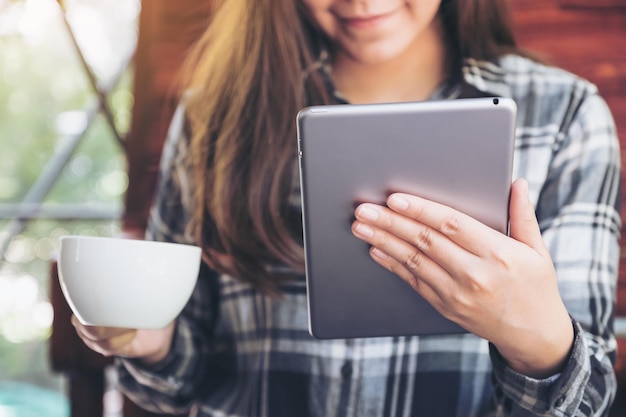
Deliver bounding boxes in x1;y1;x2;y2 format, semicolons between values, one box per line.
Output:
0;0;139;414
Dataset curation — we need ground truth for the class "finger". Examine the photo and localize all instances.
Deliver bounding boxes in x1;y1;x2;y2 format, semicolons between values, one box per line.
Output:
71;315;133;342
384;193;504;258
367;246;451;318
72;316;138;356
508;178;545;251
82;333;137;357
352;218;456;294
82;331;137;357
353;204;479;279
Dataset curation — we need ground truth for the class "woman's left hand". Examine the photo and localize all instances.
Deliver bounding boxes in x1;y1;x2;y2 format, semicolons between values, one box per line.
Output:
352;178;574;379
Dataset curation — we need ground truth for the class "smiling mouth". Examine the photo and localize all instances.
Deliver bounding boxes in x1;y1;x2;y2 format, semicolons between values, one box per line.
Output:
340;10;397;30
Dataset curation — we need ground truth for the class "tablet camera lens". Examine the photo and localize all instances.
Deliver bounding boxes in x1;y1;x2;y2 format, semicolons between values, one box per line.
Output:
493;98;499;105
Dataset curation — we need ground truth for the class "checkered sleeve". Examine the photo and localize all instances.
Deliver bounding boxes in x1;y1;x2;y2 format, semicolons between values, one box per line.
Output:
491;92;621;416
114;103;220;414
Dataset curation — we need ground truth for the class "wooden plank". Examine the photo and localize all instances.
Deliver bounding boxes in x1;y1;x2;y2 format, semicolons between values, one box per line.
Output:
560;0;626;9
122;0;212;232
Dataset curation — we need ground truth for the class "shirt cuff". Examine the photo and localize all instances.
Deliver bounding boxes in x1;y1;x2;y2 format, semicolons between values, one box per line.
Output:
489;318;591;415
117;318;196;396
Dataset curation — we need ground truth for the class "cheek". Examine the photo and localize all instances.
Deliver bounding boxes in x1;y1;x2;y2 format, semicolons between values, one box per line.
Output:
301;0;339;37
407;0;442;24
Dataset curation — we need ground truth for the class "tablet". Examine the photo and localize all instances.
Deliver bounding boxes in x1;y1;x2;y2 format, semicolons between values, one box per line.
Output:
296;97;517;339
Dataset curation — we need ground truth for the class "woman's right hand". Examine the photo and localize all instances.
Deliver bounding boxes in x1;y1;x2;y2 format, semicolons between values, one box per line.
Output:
71;315;176;365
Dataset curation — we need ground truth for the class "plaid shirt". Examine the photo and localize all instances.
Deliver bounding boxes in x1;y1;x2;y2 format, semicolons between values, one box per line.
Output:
117;54;621;417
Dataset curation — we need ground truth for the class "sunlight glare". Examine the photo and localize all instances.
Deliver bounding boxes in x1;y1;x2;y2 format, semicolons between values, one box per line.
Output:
18;0;59;46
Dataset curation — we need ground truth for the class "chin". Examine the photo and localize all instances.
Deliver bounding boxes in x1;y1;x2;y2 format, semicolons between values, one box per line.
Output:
343;41;410;65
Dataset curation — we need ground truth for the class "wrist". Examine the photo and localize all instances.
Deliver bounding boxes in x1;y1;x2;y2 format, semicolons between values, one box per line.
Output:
137;321;176;366
139;345;171;366
495;315;575;379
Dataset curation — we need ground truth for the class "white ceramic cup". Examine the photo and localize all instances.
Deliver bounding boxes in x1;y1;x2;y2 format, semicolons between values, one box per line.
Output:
58;235;202;329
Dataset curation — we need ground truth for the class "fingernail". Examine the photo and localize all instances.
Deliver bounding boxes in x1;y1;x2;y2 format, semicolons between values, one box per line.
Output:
354;223;374;238
357;206;379;221
519;179;531;203
371;247;388;260
388;195;409;210
520;178;528;194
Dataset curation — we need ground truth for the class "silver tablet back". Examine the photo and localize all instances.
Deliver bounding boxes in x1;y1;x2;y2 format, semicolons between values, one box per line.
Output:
297;98;517;339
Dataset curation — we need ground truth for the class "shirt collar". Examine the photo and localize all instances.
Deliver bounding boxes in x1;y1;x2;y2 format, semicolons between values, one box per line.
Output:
461;57;513;98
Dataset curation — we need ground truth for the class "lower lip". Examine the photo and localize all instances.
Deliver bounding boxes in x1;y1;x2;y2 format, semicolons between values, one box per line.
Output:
342;12;395;30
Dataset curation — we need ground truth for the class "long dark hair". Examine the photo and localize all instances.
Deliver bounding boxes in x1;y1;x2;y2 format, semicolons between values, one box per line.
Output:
181;0;518;293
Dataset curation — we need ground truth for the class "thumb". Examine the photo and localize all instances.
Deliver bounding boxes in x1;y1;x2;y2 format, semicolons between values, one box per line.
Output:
509;178;544;250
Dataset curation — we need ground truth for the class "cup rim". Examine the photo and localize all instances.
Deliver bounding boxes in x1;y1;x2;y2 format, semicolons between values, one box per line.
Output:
60;235;201;251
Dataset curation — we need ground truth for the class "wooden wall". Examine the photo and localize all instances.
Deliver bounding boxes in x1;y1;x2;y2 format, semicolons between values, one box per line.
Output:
122;1;214;234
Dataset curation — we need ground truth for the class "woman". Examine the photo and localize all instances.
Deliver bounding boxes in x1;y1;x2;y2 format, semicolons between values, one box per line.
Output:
73;0;621;415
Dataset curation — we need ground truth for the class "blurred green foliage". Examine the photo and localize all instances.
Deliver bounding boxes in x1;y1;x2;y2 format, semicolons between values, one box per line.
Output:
0;0;139;408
